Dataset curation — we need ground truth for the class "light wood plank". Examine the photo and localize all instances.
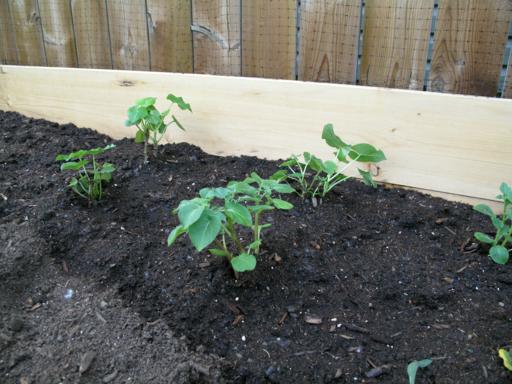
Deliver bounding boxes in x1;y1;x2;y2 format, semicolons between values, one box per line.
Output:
38;0;77;67
429;0;512;96
106;0;149;71
360;0;433;90
298;0;360;83
9;0;46;66
0;0;18;64
192;0;240;76
146;0;192;73
70;0;111;69
0;65;511;203
242;0;296;79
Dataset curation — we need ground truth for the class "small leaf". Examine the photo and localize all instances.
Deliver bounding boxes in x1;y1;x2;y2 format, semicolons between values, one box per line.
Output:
321;123;346;148
474;204;496;218
349;143;386;163
499;182;512;202
272;182;295;194
167;94;192;112
248;240;261;250
231;253;257;272
188;209;223;251
167;225;186;246
323;160;337;175
474;232;495;245
172;115;186;131
209;248;230;257
178;200;205;228
126;105;148;126
60;160;88;171
489;245;509;264
270;170;287;181
136;97;156;108
135;130;146;143
225;200;253;227
407;359;432;384
272;198;293;210
499;348;512;371
358;168;377;187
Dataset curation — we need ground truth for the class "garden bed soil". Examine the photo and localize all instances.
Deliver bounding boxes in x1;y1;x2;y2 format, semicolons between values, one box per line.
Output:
1;110;511;383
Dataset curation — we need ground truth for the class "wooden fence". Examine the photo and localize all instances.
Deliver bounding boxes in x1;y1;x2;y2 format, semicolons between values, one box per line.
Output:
0;0;512;97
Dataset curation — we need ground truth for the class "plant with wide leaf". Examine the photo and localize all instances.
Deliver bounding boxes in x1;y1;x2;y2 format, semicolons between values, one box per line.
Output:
167;173;294;275
273;123;386;203
125;94;192;163
473;182;512;264
56;144;115;201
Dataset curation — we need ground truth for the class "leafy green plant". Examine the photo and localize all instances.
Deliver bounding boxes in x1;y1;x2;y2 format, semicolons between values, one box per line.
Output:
473;182;512;264
167;172;294;275
273;124;386;201
56;144;115;201
499;348;512;371
407;359;432;384
125;94;192;163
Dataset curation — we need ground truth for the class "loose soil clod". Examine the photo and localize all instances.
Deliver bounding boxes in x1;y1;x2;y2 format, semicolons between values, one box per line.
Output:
1;111;511;383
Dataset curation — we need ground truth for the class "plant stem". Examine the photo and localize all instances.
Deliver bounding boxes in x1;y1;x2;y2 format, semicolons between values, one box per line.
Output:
253;211;261;254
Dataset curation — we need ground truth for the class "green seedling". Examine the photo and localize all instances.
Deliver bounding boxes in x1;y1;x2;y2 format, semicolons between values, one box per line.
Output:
168;172;294;275
499;348;512;371
56;144;115;201
473;182;512;264
125;94;192;163
273;123;386;202
407;359;432;384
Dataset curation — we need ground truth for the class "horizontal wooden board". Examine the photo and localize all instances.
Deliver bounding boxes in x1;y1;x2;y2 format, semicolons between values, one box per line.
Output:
0;65;511;206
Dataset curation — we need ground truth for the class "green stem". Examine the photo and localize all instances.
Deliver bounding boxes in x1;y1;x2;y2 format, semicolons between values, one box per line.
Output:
226;221;244;254
253;211;261;255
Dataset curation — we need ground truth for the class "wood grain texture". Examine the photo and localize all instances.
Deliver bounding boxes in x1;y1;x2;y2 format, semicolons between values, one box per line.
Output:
0;0;18;64
242;0;296;79
9;0;46;66
146;0;192;73
360;0;433;90
70;0;111;68
38;0;77;67
1;65;511;204
298;0;360;83
429;0;512;96
192;0;240;76
106;0;149;71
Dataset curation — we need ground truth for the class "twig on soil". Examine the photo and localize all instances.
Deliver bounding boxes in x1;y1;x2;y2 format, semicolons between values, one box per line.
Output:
0;193;7;201
262;349;271;358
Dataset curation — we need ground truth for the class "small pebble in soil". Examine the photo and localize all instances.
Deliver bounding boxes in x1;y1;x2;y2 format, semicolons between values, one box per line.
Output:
64;289;74;300
9;317;24;333
241;335;246;342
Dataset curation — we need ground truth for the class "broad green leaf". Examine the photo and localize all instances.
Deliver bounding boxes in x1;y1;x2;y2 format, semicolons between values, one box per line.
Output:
407;359;432;384
270;170;287;181
135;129;146;143
88;144;116;156
167;225;186;246
136;97;156;108
209;248;230;257
167;94;192;112
231;253;257;272
228;181;258;196
126;105;148;126
280;158;297;167
499;182;512;202
491;216;506;233
146;108;163;128
349;143;386;163
499;348;512;371
304;152;324;172
178;200;206;228
188;209;223;251
272;182;295;194
358;168;377;188
225;200;252;227
101;163;115;173
272;198;293;210
321;123;346;149
474;232;495;245
489;245;509;265
473;203;496;218
172;115;186;131
60;160;88;171
323;160;337;175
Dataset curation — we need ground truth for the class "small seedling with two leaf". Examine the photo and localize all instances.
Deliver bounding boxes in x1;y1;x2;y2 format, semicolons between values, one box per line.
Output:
125;94;192;163
56;144;115;201
473;182;512;264
273;124;386;203
168;172;294;275
407;359;432;384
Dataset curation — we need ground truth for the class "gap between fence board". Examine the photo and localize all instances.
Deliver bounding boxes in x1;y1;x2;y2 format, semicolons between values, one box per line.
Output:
0;65;510;209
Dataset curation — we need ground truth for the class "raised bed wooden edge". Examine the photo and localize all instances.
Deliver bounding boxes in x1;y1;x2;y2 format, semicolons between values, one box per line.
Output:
0;65;510;210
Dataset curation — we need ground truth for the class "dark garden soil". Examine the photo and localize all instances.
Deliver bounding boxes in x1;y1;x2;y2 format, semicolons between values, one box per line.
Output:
1;110;511;384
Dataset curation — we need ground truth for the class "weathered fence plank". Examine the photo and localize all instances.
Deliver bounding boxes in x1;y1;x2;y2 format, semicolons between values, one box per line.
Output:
360;0;433;90
38;0;77;67
242;0;296;79
0;0;18;64
192;0;240;76
504;57;512;98
146;0;192;73
298;0;360;83
9;0;46;66
429;0;512;96
106;0;149;71
70;0;111;68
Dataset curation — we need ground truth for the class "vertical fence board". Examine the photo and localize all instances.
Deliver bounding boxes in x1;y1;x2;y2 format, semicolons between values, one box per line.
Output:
299;0;360;83
106;0;149;71
242;0;296;79
9;0;46;65
504;56;512;98
146;0;192;73
0;0;18;64
429;0;512;96
192;0;240;75
38;0;77;67
360;0;433;90
71;0;111;68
